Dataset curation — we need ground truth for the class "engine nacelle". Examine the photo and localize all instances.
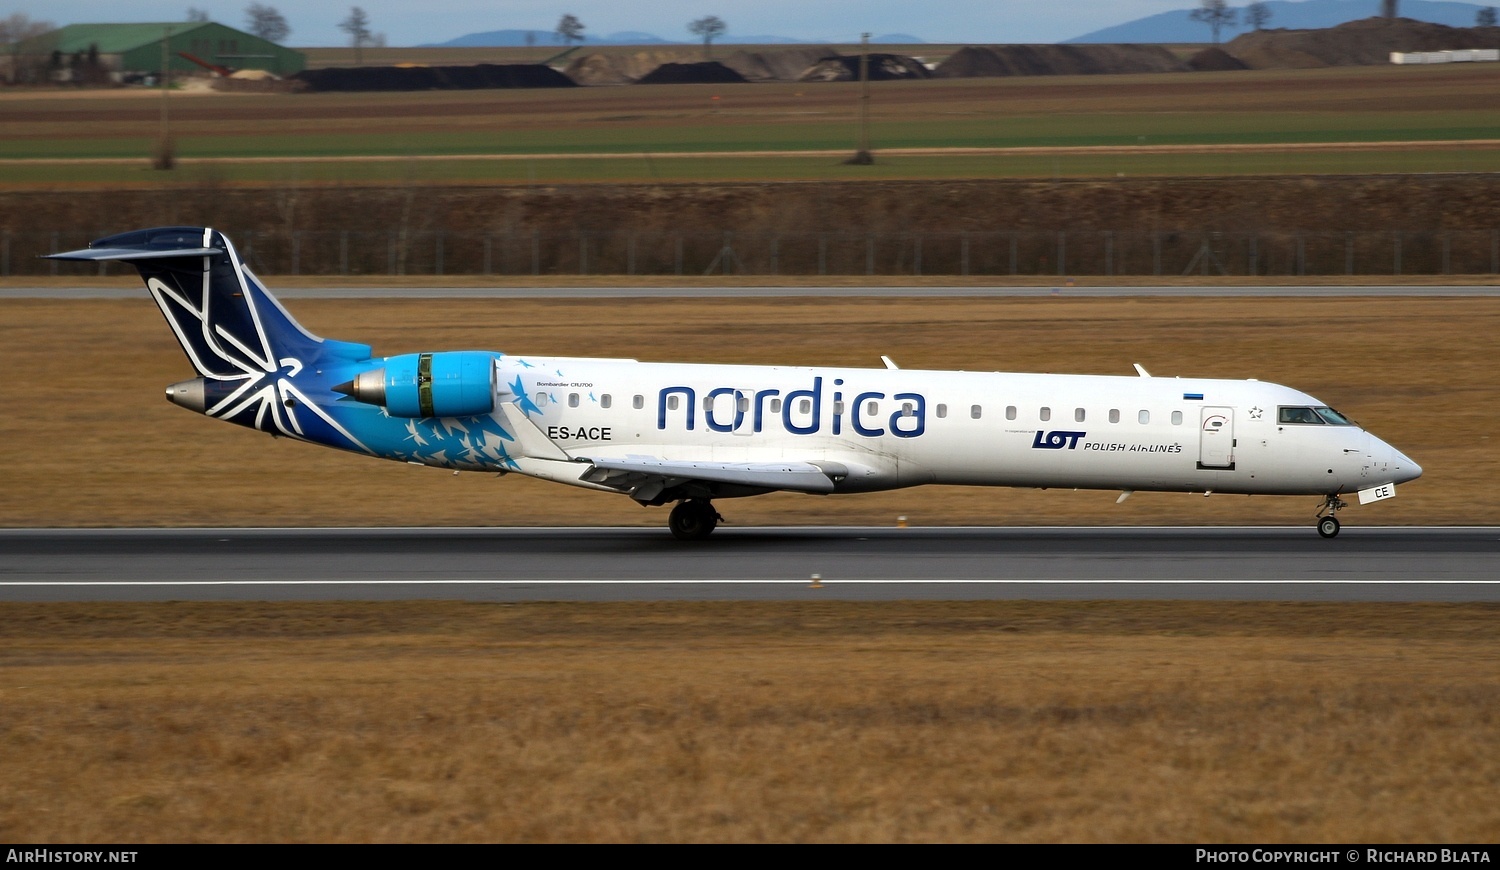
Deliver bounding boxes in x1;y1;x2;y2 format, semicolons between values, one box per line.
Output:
340;351;496;418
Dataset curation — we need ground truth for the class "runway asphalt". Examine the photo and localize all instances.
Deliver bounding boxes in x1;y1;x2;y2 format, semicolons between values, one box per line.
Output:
2;526;1496;602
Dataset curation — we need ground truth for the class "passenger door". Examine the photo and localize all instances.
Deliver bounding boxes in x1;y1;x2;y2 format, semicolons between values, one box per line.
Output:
1198;406;1236;469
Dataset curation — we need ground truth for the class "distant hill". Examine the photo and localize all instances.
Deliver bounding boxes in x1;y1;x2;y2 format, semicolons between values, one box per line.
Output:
424;30;925;48
422;30;673;47
1069;0;1497;43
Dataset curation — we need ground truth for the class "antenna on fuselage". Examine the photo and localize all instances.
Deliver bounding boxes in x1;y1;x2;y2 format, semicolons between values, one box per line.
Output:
881;355;900;370
1133;363;1151;377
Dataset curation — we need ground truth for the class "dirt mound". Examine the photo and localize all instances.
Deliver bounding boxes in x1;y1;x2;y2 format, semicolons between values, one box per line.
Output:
721;46;839;82
798;54;931;82
295;64;575;92
933;44;1184;77
634;61;749;85
1186;46;1249;72
1227;16;1500;68
215;75;300;94
563;50;700;85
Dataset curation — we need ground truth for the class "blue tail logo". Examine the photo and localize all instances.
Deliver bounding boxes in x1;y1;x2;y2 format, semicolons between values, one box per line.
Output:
49;227;372;450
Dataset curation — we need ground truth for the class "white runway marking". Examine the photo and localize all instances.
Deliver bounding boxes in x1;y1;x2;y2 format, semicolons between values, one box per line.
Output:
4;579;1498;586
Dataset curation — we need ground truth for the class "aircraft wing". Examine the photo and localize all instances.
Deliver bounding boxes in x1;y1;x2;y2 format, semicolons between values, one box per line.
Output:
579;456;843;495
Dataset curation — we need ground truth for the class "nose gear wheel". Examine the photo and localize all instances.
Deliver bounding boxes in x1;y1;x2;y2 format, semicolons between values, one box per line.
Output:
1315;495;1348;538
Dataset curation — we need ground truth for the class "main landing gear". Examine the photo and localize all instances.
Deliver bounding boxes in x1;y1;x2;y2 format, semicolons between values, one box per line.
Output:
668;499;722;541
1316;494;1348;538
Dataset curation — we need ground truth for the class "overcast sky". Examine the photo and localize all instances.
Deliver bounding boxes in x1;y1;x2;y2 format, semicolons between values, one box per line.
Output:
11;1;1198;47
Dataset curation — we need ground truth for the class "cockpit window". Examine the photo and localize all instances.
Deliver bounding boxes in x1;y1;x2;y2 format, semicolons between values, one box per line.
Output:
1278;406;1322;424
1314;406;1354;426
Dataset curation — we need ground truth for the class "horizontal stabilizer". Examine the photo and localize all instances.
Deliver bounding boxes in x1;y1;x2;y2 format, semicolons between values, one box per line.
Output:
46;245;223;262
581;457;838;493
45;227;228;263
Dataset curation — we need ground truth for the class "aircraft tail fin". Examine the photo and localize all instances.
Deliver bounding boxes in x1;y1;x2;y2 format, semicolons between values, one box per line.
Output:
48;227;369;377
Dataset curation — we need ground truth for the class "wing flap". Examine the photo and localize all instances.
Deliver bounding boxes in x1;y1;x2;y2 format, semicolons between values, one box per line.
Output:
580;457;839;493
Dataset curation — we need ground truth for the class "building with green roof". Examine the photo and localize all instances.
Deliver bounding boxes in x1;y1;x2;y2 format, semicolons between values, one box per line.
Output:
7;21;304;83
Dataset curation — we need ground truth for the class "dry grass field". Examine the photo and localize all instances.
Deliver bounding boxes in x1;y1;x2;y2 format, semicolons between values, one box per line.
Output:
0;292;1492;529
3;64;1499;182
1;600;1497;842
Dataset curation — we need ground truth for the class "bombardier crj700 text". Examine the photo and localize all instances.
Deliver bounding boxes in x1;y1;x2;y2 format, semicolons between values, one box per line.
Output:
52;228;1423;540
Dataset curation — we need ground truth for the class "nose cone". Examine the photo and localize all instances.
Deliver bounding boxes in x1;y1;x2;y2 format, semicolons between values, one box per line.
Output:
1371;434;1422;484
1392;449;1423;484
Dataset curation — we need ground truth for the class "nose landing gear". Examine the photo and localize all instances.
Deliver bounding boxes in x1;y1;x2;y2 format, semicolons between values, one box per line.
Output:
1316;494;1348;538
668;499;722;541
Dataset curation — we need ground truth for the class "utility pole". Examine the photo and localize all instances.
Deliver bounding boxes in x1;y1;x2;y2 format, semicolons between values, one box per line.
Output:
847;32;873;165
155;26;174;169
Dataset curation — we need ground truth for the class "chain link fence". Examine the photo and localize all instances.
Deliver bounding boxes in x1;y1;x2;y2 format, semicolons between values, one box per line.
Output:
12;228;1500;277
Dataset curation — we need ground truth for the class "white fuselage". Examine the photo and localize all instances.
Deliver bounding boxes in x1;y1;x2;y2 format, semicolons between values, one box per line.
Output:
49;224;1421;537
493;357;1421;500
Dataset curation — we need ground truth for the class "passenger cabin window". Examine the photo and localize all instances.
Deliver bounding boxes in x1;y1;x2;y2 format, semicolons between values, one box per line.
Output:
936;404;947;419
667;395;679;411
1171;411;1183;426
601;394;612;409
901;402;915;418
1138;410;1150;424
1109;409;1120;424
971;405;982;419
535;393;549;408
1006;406;1016;421
568;393;580;408
865;400;879;416
1279;406;1323;424
632;395;643;410
1040;407;1051;422
770;399;783;414
1074;408;1085;423
798;399;812;415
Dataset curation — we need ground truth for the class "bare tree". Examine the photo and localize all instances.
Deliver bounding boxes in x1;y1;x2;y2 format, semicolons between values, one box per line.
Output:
0;12;53;44
245;4;290;43
1;13;55;84
339;6;371;64
186;8;210;22
1189;0;1238;45
1478;7;1498;26
688;15;727;59
555;14;585;46
1246;2;1272;30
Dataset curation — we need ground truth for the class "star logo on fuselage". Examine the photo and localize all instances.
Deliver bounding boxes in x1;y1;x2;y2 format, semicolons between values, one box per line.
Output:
1248;406;1264;419
510;375;544;417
